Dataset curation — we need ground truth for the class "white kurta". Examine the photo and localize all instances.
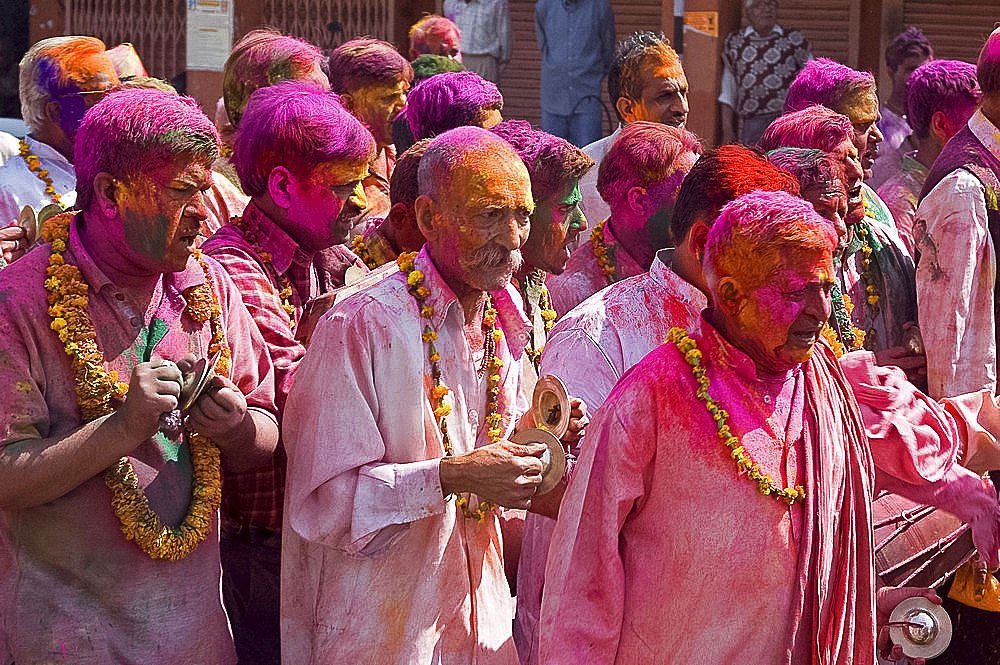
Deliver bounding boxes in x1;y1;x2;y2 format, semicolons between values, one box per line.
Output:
281;247;530;665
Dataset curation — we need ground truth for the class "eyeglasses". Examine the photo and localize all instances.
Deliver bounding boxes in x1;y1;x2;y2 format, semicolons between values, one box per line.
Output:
50;88;110;101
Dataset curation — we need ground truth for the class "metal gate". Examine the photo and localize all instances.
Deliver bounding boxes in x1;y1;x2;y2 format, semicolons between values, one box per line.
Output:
260;0;393;49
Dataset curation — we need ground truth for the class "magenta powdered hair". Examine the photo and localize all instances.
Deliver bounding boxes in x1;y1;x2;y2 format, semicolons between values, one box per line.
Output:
223;29;326;127
74;87;219;211
327;37;413;94
906;60;981;138
490;119;594;202
978;27;1000;96
784;58;876;114
233;80;376;198
759;105;854;153
596;120;702;210
705;189;837;291
405;71;502;140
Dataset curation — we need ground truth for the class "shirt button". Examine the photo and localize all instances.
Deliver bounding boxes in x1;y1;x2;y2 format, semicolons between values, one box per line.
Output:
763;395;772;404
130;317;141;328
469;409;479;422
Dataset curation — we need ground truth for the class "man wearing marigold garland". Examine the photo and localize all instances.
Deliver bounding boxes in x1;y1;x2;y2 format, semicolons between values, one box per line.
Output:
201;81;374;665
0;87;279;662
545;120;701;318
539;189;999;665
281;126;583;664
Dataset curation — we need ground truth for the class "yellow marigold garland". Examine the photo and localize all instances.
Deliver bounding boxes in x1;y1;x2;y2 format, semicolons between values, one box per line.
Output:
352;234;381;270
666;327;805;506
232;215;295;330
591;219;617;284
42;212;226;560
19;139;63;207
525;283;557;368
397;251;503;522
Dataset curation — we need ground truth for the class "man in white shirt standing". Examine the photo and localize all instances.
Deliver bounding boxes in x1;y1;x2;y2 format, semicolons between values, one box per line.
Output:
443;0;511;84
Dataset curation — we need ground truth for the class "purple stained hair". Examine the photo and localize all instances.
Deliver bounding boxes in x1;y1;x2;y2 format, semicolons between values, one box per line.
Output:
885;27;934;73
783;58;876;115
906;59;981;139
596;120;702;211
74;87;219;211
489;119;595;203
405;71;502;141
223;29;327;128
978;27;1000;97
758;105;854;153
327;37;414;94
704;189;838;293
233;80;376;198
409;15;460;58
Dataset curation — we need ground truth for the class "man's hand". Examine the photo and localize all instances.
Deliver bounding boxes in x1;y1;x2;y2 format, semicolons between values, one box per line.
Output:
876;585;942;664
561;397;588;450
186;374;248;440
0;224;29;265
440;440;545;509
107;360;182;441
875;345;927;386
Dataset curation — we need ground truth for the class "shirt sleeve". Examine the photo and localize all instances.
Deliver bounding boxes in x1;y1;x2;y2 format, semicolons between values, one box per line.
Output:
283;299;448;556
718;64;735;107
915;171;995;399
540;326;622;421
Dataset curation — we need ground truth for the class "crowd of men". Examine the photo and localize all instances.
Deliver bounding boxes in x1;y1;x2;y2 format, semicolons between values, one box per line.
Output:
1;13;1000;665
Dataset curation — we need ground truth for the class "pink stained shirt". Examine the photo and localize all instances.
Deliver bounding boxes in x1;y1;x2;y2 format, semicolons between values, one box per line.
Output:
545;219;647;319
540;320;877;664
281;246;531;664
0;213;278;664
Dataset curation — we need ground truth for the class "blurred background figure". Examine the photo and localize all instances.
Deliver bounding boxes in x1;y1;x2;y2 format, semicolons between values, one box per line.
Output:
443;0;510;84
408;14;462;62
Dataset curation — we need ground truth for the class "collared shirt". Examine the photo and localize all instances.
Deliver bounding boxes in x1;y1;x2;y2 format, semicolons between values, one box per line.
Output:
0;136;76;220
203;200;358;533
545;218;647;318
535;0;615;115
915;110;1000;399
876;150;927;256
0;213;277;663
281;246;530;663
444;0;512;62
513;249;706;664
576;125;621;239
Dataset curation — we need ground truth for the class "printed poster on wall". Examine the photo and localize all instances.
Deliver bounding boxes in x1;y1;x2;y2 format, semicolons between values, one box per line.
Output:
186;0;233;71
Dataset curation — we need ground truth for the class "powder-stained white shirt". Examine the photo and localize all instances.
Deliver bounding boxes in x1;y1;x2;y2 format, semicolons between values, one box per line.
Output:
0;136;77;222
915;110;1000;399
281;247;530;664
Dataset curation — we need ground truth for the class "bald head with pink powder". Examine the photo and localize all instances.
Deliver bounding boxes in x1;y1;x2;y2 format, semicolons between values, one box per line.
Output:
74;87;219;211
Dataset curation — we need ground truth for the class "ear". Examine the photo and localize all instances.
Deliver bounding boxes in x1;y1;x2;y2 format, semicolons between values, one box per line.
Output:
716;276;743;317
414;195;439;241
387;201;411;228
626;185;647;216
44;100;62;126
689;220;711;260
267;166;294;210
340;91;356;113
929;110;952;142
616;97;638;123
92;172;118;213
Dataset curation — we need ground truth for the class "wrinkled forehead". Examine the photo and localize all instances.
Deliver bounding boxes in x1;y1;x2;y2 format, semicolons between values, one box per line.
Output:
642;59;687;89
444;148;532;208
841;90;879;125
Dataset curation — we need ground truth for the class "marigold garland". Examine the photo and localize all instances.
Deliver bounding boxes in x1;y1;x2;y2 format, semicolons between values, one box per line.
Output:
525;281;557;369
19;139;63;207
823;288;866;358
666;327;805;506
232;215;295;330
352;235;381;270
591;219;617;284
42;212;227;560
397;251;504;522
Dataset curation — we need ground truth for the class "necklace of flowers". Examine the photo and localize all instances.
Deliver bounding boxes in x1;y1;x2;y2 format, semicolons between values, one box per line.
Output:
821;287;866;358
665;326;806;506
524;275;557;369
232;215;295;329
397;251;504;522
41;212;228;560
351;234;382;270
19;139;63;207
591;219;617;284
